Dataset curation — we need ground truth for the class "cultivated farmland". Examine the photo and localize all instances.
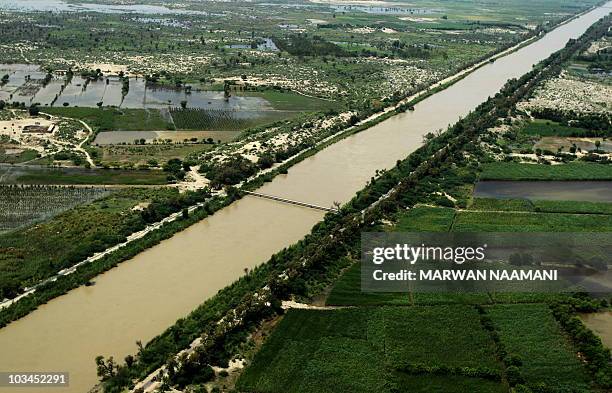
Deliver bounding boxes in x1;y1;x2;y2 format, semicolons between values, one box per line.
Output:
0;184;109;232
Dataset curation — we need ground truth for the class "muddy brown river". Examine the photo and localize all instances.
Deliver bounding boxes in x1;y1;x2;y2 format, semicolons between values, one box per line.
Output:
1;4;611;392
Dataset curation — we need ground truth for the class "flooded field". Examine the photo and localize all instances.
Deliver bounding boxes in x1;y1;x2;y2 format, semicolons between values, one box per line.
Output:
580;311;612;349
1;70;273;111
333;5;441;15
474;181;612;203
0;0;207;14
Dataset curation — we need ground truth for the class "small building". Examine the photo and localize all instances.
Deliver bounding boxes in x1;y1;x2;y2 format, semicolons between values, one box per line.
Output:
22;123;55;133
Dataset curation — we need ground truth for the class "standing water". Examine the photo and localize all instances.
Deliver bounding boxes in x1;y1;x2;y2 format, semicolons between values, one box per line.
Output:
0;4;611;392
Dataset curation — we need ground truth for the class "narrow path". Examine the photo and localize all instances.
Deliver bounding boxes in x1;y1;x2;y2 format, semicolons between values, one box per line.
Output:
74;119;96;167
40;111;96;167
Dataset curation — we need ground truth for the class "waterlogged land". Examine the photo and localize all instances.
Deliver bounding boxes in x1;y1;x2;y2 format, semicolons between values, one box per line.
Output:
1;4;611;393
0;2;611;393
0;0;601;175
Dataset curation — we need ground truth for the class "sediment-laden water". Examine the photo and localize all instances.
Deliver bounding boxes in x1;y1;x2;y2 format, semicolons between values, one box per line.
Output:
1;4;610;392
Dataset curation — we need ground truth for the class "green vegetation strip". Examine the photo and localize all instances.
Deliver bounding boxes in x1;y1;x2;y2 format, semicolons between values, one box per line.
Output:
480;162;612;180
471;197;612;215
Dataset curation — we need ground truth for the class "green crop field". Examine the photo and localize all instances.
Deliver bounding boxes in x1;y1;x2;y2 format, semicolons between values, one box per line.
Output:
471;197;612;215
237;306;505;393
394;374;506;393
487;304;591;391
453;210;612;232
480;162;612;180
0;147;39;164
519;119;593;137
393;206;455;232
0;185;110;232
0;166;169;185
43;107;173;131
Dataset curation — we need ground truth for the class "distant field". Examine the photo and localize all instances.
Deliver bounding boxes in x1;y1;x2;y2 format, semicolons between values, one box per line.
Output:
394;206;455;232
43;107;173;131
487;304;591;391
237;306;504;393
93;130;240;145
0;166;169;185
470;197;612;215
453;210;612;232
480;162;612;180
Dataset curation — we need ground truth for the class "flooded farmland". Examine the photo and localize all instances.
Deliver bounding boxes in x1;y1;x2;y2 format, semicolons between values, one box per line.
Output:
474;181;612;203
0;70;273;111
0;3;611;392
0;0;208;14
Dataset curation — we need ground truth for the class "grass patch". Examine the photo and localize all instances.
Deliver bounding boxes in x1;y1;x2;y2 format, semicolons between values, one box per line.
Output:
1;167;169;185
43;107;173;131
480;162;612;181
470;198;612;215
487;303;590;391
520;119;593;137
453;210;612;232
393;206;455;232
0;147;39;164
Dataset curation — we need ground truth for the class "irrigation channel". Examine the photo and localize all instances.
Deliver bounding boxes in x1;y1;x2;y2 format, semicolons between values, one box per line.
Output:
1;4;611;392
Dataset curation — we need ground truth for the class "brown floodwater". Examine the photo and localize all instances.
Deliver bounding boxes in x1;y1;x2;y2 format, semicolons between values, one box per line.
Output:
580;311;612;349
1;4;611;392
